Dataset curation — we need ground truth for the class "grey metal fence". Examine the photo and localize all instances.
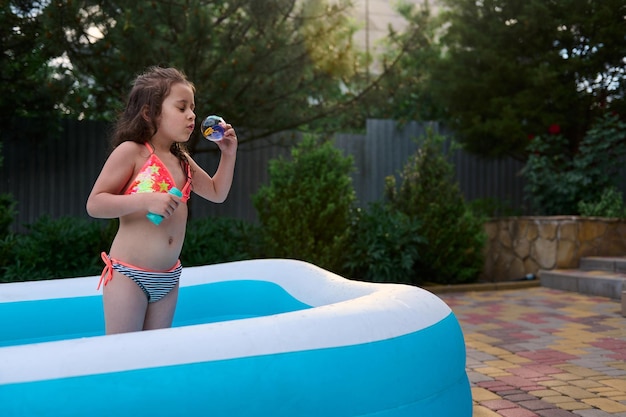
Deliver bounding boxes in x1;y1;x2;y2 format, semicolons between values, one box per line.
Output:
0;118;528;232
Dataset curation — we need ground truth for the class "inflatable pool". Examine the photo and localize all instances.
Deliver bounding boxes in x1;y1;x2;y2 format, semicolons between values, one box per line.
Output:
0;259;471;416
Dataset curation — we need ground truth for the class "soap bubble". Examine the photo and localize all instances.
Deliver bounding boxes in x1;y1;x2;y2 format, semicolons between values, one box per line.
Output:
201;115;226;141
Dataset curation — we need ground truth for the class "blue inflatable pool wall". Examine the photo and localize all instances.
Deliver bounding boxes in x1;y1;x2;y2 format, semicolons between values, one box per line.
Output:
0;259;472;416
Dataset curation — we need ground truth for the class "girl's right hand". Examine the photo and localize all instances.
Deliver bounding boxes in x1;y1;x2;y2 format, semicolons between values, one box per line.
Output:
145;192;181;218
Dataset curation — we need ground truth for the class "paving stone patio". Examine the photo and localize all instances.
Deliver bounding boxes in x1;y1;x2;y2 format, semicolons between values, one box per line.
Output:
437;287;626;417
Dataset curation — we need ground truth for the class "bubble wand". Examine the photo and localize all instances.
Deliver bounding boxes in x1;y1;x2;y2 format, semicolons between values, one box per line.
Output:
146;187;183;225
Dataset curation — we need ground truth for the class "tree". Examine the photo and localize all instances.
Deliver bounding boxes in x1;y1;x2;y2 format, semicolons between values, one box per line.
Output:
38;0;388;149
0;1;72;138
401;0;626;159
356;0;444;125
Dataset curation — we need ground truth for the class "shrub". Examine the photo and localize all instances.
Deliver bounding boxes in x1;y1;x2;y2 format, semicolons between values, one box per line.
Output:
1;216;115;282
0;214;259;282
523;114;626;215
0;141;17;238
253;134;356;272
386;131;486;285
0;193;17;239
181;216;258;266
578;187;626;218
344;203;425;284
0;234;17;276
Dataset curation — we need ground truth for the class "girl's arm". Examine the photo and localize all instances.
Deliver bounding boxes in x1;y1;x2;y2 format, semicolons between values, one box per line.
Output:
189;124;238;203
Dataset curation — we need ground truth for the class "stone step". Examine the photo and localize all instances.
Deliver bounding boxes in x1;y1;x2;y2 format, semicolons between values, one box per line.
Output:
579;256;626;273
539;268;625;300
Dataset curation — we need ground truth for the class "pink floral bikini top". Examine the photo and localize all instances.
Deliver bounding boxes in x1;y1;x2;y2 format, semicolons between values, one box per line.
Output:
124;143;192;202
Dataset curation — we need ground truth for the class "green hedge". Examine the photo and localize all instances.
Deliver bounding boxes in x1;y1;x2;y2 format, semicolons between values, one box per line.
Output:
181;217;259;266
0;216;115;282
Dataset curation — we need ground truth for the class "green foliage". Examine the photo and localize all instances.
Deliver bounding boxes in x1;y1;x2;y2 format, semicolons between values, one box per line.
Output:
0;217;116;282
181;216;258;266
344;203;425;284
404;0;626;158
468;197;520;218
0;193;17;239
578;187;626;218
1;1;71;137
521;133;575;214
362;1;444;124
253;135;356;272
0;214;261;282
0;142;17;238
38;0;367;138
523;114;626;215
386;131;486;284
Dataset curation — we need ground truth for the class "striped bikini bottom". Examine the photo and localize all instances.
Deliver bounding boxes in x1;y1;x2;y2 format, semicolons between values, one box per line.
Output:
98;252;182;303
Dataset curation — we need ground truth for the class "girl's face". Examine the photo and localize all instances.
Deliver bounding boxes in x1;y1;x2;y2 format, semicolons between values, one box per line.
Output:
155;82;196;143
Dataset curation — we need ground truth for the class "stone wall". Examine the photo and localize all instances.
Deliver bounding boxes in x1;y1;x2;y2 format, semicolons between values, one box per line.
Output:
483;216;626;282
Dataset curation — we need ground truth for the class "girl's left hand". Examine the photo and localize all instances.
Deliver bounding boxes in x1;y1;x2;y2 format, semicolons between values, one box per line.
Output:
217;123;237;156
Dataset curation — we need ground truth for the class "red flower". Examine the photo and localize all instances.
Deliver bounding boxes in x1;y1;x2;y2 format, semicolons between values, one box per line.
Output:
527;134;535;141
548;124;560;135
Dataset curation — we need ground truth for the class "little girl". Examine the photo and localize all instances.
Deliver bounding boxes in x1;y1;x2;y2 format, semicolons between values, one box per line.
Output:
87;67;237;334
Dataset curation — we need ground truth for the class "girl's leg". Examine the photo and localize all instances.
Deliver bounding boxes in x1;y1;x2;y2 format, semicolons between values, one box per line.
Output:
102;270;148;334
143;283;179;330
